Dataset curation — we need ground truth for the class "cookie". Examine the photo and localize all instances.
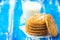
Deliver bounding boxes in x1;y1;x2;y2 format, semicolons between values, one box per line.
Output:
26;15;46;28
26;31;47;36
26;32;47;36
25;27;47;36
26;24;47;30
45;14;58;36
26;13;46;25
30;14;46;25
26;27;47;32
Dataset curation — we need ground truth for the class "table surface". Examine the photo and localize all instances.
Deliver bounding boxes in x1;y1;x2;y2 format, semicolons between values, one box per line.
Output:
0;0;60;40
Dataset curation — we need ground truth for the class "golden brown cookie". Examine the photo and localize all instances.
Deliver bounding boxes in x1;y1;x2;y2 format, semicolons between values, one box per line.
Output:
26;24;47;30
26;32;47;36
45;14;58;37
26;20;46;28
26;21;46;28
26;31;47;36
30;14;46;25
26;13;46;25
25;27;47;36
26;28;47;33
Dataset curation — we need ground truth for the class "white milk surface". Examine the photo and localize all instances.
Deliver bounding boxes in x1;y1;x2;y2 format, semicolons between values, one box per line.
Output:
22;2;41;19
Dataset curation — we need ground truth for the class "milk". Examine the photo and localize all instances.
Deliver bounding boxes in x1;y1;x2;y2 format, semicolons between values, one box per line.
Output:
22;2;41;19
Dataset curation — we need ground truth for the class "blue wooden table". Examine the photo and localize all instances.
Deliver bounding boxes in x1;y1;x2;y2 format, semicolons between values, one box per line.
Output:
0;0;60;40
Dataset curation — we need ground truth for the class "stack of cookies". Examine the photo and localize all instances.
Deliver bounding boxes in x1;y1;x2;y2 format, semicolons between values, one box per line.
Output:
25;13;58;37
25;14;48;36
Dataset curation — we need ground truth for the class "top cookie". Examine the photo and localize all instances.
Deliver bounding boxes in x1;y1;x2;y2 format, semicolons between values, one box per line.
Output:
27;13;46;25
45;14;58;37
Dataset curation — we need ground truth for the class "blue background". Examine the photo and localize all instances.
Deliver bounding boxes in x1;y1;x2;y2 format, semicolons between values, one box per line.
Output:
0;0;60;40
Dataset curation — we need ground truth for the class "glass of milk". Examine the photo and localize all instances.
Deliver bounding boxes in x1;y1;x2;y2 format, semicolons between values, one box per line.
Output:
21;0;43;20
